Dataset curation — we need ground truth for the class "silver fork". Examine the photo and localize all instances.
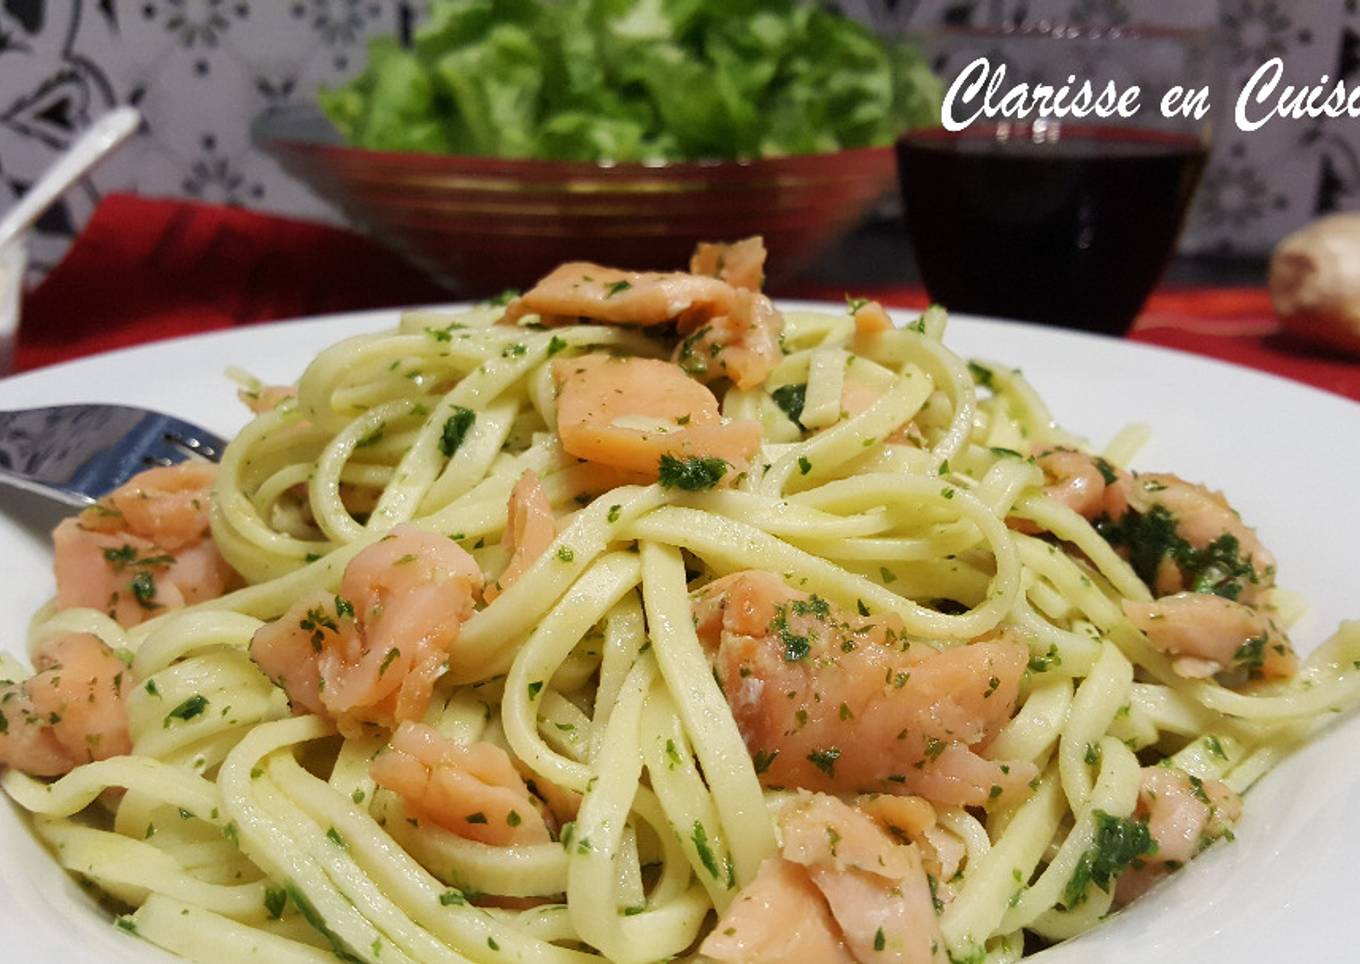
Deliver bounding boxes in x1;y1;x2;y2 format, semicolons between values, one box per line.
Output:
0;404;226;509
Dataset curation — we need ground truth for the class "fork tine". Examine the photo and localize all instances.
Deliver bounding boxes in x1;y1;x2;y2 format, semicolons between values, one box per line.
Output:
0;404;228;508
160;417;227;462
136;425;226;470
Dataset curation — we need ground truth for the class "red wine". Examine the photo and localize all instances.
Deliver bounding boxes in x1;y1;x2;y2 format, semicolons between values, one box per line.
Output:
896;126;1207;334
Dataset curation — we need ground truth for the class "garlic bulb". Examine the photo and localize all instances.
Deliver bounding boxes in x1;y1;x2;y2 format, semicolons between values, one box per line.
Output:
1270;213;1360;356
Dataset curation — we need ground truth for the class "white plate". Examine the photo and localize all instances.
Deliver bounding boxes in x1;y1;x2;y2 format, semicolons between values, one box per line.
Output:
1;305;1358;963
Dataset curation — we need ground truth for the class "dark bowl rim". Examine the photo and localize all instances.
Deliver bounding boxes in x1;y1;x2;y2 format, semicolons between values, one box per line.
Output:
251;104;898;176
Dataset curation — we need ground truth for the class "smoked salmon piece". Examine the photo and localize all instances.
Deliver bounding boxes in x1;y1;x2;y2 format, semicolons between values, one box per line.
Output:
501;262;736;328
505;246;786;389
53;463;236;628
554;355;759;482
672;287;784;390
690;236;767;292
0;633;132;777
700;857;854;963
1123;592;1296;681
693;571;1036;807
704;793;946;964
371;722;550;846
1115;766;1242;905
249;525;482;735
484;471;556;604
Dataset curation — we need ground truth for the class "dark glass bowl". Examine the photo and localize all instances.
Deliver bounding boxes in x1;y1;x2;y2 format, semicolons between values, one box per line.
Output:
254;105;897;295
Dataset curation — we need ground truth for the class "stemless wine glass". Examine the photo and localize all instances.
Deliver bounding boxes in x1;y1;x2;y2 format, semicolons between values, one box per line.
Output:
896;25;1217;335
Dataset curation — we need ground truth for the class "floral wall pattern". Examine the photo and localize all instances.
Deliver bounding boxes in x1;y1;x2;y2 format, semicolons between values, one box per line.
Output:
0;0;1352;277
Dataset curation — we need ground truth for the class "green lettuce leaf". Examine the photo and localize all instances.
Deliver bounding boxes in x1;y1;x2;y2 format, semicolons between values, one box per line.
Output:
318;0;941;161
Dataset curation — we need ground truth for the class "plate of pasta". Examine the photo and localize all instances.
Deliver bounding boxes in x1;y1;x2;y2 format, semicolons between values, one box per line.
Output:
1;239;1358;964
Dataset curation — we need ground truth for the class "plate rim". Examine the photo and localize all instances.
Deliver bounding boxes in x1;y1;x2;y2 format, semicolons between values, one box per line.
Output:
5;300;1358;416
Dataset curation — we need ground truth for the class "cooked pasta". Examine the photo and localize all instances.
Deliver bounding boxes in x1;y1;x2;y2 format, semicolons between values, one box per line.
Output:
3;242;1358;964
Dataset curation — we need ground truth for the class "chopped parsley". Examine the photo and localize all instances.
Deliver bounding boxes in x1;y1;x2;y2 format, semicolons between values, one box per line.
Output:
1187;774;1211;805
264;886;287;919
102;544;173;571
355;424;385;448
163;694;208;728
605;279;632;298
1027;646;1062;673
770;383;807;430
547;335;568;356
807;747;842;777
691;821;722;879
378;648;401;676
782;634;810;662
797;456;813;476
792;595;830;618
607;504;622;524
285;883;363;962
752;749;779;775
300;606;338;650
1234;635;1267;673
770;604;812;662
439;407;477;458
675;327;712;377
1096;505;1255;600
556;545;575;563
658;454;728;491
967;361;996;390
130;571;159;609
1063;810;1156;908
1184;533;1258;598
527;680;544;700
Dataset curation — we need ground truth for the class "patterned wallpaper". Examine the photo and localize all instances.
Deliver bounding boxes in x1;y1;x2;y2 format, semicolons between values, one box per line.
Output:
0;0;1355;278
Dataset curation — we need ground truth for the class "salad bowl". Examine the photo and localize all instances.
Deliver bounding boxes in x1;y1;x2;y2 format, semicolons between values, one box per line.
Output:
255;104;897;295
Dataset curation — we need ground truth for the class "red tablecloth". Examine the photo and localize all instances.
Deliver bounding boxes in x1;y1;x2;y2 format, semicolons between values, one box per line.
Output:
15;193;1360;403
